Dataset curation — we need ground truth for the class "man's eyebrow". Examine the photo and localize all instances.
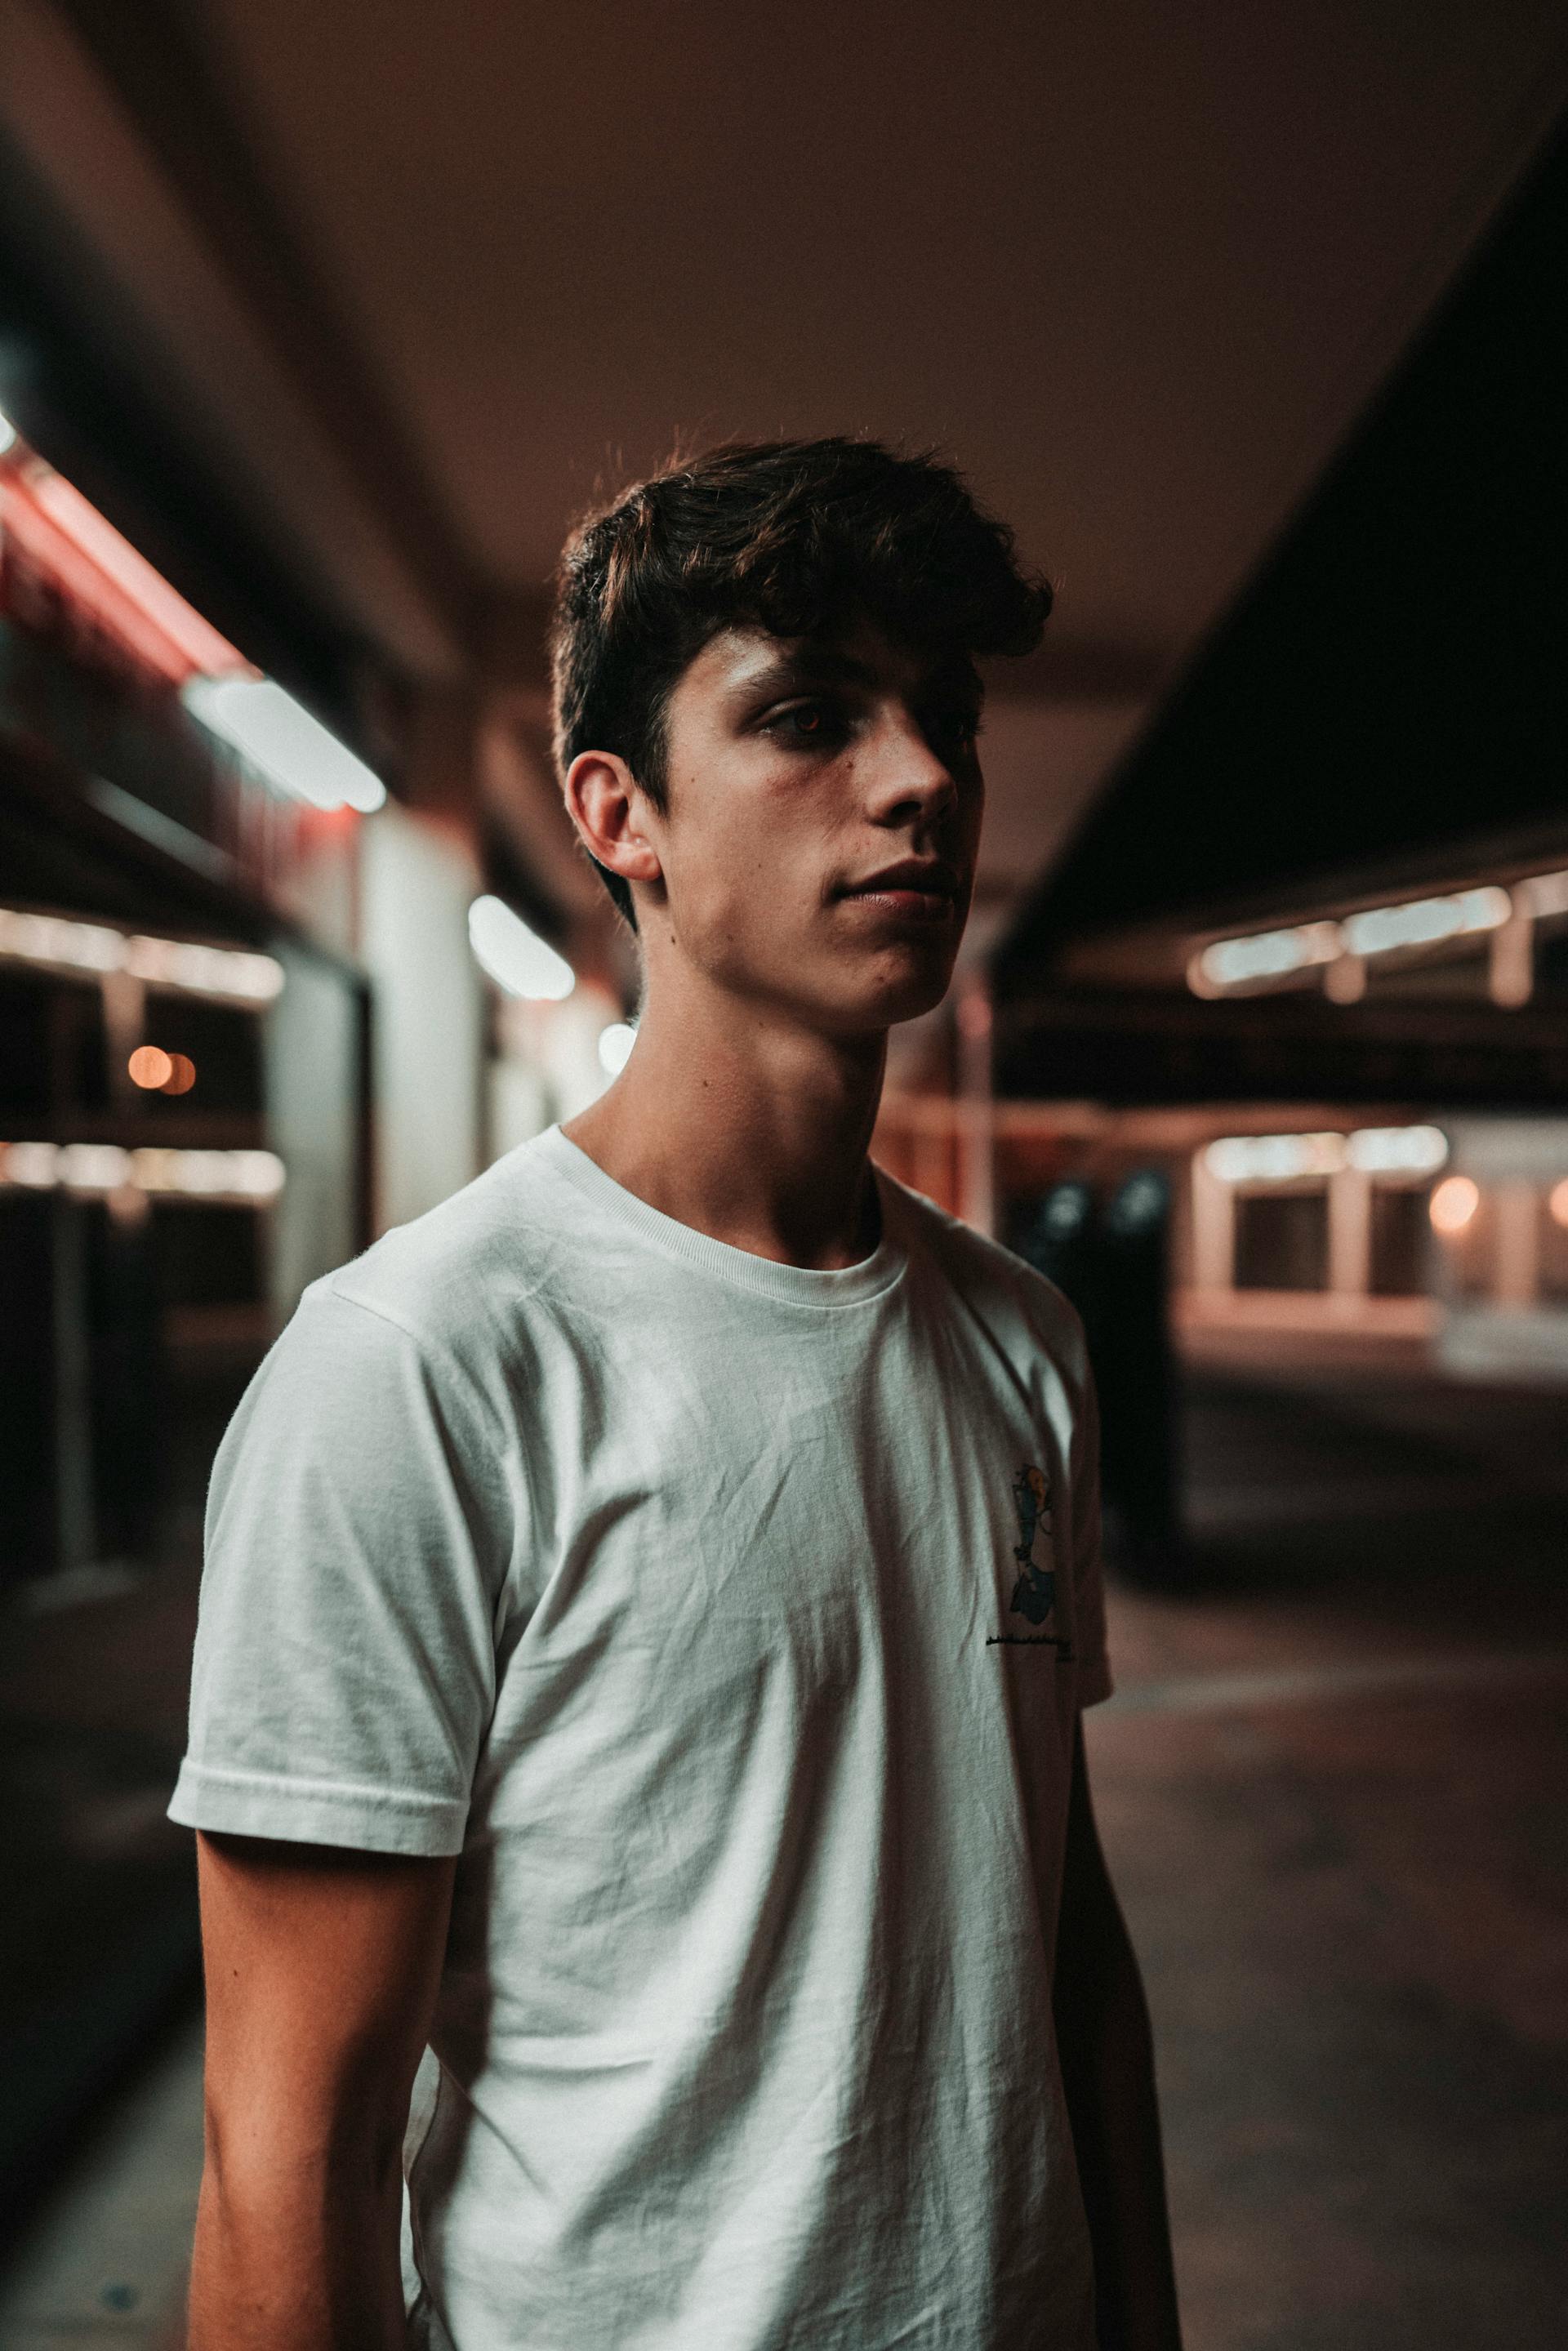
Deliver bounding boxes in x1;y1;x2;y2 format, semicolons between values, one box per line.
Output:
729;644;982;701
729;646;880;698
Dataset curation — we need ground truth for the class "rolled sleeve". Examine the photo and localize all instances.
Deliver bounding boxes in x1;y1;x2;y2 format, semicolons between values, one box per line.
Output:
169;1280;510;1857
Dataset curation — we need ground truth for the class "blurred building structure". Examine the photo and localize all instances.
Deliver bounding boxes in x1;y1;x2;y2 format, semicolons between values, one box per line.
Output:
2;0;1567;2315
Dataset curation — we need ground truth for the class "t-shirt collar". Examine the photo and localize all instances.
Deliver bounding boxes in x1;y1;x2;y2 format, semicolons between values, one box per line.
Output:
535;1124;908;1310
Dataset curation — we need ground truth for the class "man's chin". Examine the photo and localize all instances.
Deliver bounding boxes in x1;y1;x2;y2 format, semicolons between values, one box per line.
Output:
843;959;963;1033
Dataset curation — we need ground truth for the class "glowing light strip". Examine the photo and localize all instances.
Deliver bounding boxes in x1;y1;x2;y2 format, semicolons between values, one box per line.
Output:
28;471;247;676
1;1142;285;1200
0;907;283;1003
1192;922;1339;992
1193;882;1530;997
467;895;575;1000
1340;886;1508;958
1;479;202;683
182;676;386;814
1204;1126;1448;1184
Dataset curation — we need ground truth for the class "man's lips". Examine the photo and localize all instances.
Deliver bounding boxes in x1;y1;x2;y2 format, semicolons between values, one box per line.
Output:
838;860;961;906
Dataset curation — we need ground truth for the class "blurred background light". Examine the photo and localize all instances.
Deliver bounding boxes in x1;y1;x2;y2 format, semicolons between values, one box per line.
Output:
181;676;386;813
1429;1174;1481;1233
1341;885;1509;958
0;909;284;1003
127;1047;174;1090
1345;1124;1449;1174
0;1142;285;1200
29;473;244;677
467;896;575;1001
1549;1178;1568;1231
1205;1132;1347;1183
1195;921;1340;991
597;1022;636;1075
0;403;16;456
123;934;283;1002
1192;881;1539;1000
0;908;124;973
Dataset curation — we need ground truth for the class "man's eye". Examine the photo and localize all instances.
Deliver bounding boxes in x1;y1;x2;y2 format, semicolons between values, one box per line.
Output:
931;708;983;751
763;701;844;746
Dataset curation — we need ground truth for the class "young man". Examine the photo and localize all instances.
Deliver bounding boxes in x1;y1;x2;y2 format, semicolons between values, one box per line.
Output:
172;438;1183;2350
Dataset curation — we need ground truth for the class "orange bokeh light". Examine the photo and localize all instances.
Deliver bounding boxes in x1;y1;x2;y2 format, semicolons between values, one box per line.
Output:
1429;1174;1480;1236
128;1046;173;1089
127;1046;197;1094
1549;1178;1568;1231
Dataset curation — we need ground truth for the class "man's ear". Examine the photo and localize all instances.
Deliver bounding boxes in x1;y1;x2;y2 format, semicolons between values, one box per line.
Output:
564;751;664;896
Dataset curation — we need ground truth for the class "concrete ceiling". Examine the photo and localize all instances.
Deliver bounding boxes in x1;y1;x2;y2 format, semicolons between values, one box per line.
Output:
4;0;1567;927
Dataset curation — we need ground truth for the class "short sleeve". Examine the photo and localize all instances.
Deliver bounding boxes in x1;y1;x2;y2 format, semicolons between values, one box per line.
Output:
169;1280;510;1856
1070;1361;1114;1708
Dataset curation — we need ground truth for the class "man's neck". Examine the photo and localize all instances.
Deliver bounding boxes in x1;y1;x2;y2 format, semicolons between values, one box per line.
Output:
561;975;887;1271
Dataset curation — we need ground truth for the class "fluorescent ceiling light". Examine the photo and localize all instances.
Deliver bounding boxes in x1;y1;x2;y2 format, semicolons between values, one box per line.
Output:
467;896;575;1001
182;677;385;813
1341;886;1508;959
1195;884;1516;1000
1196;921;1339;991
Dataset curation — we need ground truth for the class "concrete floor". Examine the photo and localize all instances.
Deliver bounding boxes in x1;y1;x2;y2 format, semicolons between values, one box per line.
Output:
1092;1361;1568;2351
2;1358;1565;2349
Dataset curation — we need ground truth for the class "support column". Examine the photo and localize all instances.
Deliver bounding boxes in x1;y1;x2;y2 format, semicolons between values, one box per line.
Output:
1489;910;1535;1009
1328;1165;1373;1303
1189;1155;1236;1293
1492;1182;1540;1309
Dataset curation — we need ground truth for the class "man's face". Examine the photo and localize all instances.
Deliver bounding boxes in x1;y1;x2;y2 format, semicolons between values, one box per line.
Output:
640;618;984;1036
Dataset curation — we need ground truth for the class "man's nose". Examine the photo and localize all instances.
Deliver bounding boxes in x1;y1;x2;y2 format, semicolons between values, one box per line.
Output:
862;709;961;826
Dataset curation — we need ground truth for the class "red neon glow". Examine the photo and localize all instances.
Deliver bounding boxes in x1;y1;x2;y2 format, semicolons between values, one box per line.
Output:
31;473;248;676
0;465;250;687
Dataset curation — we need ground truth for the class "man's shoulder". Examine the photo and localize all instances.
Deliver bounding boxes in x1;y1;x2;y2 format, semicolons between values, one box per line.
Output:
314;1133;577;1368
884;1168;1091;1383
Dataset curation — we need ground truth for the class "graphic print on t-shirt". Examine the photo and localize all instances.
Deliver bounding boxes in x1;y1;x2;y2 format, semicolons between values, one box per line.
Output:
988;1461;1076;1654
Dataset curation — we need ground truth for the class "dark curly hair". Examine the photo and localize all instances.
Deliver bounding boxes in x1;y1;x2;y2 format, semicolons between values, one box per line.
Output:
550;437;1053;924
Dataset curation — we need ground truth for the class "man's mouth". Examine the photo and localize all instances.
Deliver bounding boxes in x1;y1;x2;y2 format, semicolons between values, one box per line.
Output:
838;859;961;921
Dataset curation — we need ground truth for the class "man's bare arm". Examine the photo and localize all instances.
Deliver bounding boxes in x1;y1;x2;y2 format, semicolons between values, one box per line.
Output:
187;1832;457;2351
1054;1720;1183;2351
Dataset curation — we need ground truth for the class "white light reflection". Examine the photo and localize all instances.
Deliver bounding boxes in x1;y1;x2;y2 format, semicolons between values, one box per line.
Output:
467;897;575;1001
183;677;385;813
598;1022;637;1075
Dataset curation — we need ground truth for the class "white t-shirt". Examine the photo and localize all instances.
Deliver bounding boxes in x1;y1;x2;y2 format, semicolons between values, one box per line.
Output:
171;1124;1112;2351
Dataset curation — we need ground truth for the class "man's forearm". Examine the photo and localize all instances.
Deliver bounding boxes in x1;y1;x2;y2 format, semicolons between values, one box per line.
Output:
186;2150;406;2350
1055;1902;1183;2351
